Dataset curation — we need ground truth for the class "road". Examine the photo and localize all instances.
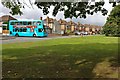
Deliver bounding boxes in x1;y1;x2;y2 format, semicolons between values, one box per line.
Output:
1;35;81;44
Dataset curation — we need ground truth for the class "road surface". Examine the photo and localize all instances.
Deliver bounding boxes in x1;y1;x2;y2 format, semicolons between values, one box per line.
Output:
1;35;81;44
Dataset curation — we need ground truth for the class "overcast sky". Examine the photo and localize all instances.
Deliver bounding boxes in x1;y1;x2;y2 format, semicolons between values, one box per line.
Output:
0;0;113;26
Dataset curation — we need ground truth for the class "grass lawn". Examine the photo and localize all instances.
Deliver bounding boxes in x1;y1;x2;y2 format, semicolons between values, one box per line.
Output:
2;36;119;78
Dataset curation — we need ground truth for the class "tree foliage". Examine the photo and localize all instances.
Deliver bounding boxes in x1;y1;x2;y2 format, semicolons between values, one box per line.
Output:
35;2;108;18
103;4;120;36
1;0;118;18
1;1;23;15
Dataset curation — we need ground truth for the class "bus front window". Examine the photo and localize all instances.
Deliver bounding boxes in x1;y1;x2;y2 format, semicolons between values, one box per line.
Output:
37;21;41;25
38;28;43;32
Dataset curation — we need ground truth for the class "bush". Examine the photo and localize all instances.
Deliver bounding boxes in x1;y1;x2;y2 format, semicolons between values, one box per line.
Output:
105;33;109;36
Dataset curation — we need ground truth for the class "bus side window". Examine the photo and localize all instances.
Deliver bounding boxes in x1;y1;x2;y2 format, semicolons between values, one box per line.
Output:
28;22;32;25
20;28;22;32
38;28;43;32
18;28;20;32
19;22;22;25
10;22;15;25
33;22;36;25
15;28;19;32
23;28;27;32
15;22;18;25
13;29;15;32
23;22;27;25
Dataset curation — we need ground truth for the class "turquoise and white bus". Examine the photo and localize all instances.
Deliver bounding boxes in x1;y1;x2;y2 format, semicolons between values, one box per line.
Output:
9;20;48;37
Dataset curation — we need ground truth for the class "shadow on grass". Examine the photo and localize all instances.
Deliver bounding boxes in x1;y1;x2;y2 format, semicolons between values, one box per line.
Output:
2;43;118;78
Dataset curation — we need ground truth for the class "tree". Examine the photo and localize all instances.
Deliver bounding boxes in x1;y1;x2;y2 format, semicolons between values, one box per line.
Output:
1;0;119;18
103;4;120;36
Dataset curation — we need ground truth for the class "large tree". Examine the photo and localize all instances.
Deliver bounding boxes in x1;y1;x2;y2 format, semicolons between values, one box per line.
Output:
1;0;119;18
103;4;120;36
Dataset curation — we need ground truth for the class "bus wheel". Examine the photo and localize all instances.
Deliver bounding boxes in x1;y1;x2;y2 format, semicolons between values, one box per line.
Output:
15;33;19;37
33;34;36;37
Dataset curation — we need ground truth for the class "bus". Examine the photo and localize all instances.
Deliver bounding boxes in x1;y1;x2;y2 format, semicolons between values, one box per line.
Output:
9;20;48;37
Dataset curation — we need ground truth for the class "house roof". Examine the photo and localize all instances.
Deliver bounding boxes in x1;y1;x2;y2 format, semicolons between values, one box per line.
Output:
44;16;54;23
43;16;102;29
0;15;17;22
77;22;84;27
58;19;67;25
83;24;101;29
67;21;76;26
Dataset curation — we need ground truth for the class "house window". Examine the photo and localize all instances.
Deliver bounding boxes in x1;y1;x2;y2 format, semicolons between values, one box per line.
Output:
2;26;7;30
90;28;92;32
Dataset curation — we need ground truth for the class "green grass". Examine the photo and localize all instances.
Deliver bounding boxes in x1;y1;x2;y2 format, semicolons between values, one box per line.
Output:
2;36;119;78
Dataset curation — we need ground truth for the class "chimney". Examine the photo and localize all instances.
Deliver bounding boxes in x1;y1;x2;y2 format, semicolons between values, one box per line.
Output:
59;19;62;23
40;17;42;20
46;16;49;22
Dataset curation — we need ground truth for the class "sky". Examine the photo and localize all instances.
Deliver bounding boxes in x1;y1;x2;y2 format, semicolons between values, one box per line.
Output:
0;0;113;26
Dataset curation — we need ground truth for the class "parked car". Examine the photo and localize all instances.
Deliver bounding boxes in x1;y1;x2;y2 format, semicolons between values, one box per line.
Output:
75;31;88;35
83;32;88;35
74;31;81;35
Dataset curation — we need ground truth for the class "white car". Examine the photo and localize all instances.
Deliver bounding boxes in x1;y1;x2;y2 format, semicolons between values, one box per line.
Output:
75;31;88;35
83;32;88;35
75;31;81;35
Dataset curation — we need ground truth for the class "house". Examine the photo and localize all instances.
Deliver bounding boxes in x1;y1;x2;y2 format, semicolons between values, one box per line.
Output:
44;17;62;34
44;16;54;33
88;25;102;34
74;23;78;32
0;15;17;22
44;16;102;35
58;19;68;34
0;22;2;33
44;17;68;34
67;21;76;32
83;24;102;35
77;22;84;32
83;24;91;34
52;19;61;34
0;15;17;34
76;22;80;31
